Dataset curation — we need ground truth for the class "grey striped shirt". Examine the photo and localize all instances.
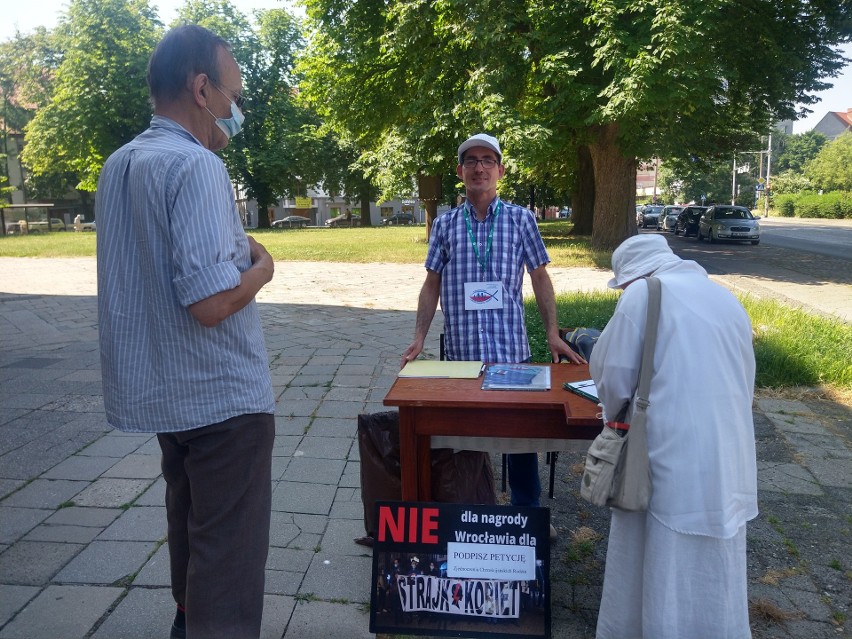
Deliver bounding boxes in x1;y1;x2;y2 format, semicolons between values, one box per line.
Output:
96;116;274;433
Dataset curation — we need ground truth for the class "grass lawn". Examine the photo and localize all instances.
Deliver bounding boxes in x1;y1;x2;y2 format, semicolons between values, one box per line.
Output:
3;222;850;393
0;231;98;257
0;220;610;268
524;294;852;393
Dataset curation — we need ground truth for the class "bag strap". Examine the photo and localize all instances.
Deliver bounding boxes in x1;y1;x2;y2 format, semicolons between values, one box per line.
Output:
608;277;661;426
634;276;661;415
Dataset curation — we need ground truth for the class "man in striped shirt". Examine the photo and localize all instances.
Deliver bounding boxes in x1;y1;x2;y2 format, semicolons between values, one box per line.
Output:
401;133;584;514
96;26;274;639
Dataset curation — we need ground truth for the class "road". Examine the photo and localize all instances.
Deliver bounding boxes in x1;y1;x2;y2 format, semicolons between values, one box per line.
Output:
757;216;852;260
653;216;852;323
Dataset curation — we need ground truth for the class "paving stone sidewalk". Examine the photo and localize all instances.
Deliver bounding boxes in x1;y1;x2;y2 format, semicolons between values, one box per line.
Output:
0;258;849;639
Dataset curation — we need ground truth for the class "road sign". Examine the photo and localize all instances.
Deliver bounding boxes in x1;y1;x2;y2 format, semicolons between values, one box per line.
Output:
758;177;766;185
755;183;765;191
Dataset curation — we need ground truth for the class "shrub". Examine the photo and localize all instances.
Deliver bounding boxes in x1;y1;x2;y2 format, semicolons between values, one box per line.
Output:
769;169;813;195
770;190;852;219
772;194;797;217
796;192;825;218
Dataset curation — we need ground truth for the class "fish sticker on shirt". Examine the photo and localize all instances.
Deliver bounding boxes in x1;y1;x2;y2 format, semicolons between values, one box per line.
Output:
469;289;499;304
464;281;504;310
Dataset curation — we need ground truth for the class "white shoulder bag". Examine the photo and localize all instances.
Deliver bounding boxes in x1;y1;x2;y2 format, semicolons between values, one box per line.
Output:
580;276;660;511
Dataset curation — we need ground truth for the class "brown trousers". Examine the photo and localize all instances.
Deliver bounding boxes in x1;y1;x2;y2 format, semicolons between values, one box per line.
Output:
158;413;275;639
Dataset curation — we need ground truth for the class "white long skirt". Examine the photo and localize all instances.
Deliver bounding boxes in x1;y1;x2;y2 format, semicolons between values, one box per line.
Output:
596;510;751;639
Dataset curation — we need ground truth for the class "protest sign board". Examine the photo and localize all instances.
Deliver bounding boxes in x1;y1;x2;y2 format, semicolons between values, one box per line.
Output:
369;501;550;638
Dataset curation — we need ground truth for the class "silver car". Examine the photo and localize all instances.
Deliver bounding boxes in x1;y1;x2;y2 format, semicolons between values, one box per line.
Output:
696;205;760;245
658;205;683;232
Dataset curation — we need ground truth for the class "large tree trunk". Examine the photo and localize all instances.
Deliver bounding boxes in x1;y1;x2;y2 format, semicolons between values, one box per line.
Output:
570;144;595;235
256;194;272;229
359;192;373;227
588;123;637;251
423;199;439;239
418;174;442;240
251;181;275;230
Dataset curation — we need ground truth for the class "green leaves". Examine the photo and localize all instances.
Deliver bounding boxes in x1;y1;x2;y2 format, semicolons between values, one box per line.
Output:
805;131;852;192
6;0;849;241
775;131;827;173
20;0;160;191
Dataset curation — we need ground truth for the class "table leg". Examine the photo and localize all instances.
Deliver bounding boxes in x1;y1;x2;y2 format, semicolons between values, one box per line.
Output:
399;408;418;500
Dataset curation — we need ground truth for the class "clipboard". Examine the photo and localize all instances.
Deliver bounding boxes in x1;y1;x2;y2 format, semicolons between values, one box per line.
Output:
563;379;599;403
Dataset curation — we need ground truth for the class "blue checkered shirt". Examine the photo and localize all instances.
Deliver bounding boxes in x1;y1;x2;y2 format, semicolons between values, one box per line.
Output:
96;116;274;433
425;198;550;363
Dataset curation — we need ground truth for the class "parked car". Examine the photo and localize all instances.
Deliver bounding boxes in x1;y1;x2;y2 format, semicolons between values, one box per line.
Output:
657;205;683;231
382;212;416;225
558;207;572;219
26;218;67;233
73;216;96;231
673;206;707;237
325;214;361;228
696;205;761;245
325;215;361;228
272;215;311;229
638;205;664;228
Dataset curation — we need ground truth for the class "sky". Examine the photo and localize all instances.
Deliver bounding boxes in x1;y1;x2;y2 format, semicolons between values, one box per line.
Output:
0;0;298;39
2;1;850;134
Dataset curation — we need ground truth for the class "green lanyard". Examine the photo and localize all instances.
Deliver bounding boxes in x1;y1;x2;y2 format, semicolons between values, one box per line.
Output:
464;201;502;273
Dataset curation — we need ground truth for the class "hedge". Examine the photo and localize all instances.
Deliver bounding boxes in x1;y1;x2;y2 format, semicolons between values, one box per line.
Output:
770;191;852;219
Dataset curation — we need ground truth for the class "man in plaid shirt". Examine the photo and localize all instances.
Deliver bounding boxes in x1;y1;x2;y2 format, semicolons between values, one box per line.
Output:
401;133;584;512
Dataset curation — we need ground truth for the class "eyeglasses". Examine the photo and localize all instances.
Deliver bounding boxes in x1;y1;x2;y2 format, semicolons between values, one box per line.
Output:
462;157;499;169
213;82;246;110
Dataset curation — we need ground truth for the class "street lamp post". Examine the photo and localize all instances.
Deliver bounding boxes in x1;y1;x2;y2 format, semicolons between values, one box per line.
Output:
732;144;771;211
764;133;772;217
731;156;737;205
652;157;659;203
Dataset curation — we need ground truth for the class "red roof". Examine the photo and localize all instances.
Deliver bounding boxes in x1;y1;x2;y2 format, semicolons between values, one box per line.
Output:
831;109;852;127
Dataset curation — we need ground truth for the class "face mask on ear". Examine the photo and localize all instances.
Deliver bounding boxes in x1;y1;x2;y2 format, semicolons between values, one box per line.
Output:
208;100;245;139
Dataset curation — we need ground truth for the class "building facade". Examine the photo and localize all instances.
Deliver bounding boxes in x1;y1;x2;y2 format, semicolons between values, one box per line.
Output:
238;186;450;228
813;108;852;140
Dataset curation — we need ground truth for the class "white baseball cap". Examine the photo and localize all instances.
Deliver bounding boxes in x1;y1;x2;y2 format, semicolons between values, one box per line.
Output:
607;234;681;289
458;133;502;164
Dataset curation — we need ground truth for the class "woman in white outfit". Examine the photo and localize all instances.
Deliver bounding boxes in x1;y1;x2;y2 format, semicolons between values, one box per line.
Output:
590;234;758;639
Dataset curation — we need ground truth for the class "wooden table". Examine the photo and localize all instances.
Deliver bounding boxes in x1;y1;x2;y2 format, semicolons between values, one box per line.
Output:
383;363;602;501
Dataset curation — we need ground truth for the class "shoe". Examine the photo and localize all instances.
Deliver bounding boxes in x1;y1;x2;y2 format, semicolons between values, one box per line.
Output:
170;606;186;639
354;535;375;548
549;524;558;541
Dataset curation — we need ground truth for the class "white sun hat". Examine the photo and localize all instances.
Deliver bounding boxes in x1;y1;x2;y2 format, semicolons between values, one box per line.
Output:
458;133;502;164
607;234;681;289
